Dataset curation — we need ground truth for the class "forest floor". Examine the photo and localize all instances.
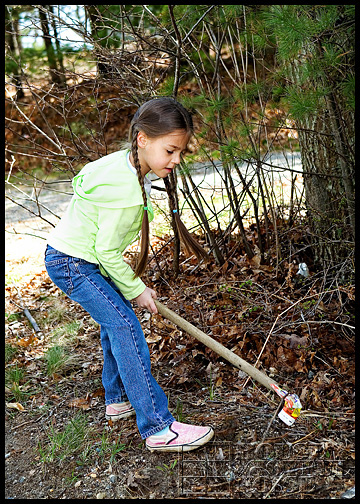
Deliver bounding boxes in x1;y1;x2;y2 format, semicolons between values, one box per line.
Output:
5;207;355;499
5;77;355;498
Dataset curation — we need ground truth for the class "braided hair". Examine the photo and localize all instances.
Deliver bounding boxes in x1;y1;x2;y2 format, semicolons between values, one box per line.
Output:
129;97;208;277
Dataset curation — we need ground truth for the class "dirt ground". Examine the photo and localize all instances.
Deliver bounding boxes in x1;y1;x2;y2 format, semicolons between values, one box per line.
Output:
5;212;355;499
5;376;355;499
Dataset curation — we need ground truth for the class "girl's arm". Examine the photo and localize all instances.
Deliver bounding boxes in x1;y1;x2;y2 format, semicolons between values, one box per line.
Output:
94;206;147;300
95;206;158;312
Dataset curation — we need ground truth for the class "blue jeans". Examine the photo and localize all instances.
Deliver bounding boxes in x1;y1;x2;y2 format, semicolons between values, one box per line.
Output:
44;245;175;438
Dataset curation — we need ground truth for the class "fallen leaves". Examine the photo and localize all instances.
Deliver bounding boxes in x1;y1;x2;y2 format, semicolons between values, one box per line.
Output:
6;402;26;412
285;333;308;349
134;230;355;417
5;243;355;419
16;334;40;347
68;397;92;410
4;222;355;503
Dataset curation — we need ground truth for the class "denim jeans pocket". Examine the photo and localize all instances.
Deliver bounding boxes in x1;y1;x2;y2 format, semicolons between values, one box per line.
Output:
44;245;68;264
66;257;101;288
45;247;74;296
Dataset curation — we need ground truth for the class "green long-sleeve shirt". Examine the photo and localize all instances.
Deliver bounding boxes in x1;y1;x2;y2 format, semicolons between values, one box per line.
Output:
47;149;154;300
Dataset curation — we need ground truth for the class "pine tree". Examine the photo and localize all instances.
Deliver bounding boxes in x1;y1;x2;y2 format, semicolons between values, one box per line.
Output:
260;5;355;280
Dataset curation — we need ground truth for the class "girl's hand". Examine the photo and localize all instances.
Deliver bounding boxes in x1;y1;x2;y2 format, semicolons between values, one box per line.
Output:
134;287;158;314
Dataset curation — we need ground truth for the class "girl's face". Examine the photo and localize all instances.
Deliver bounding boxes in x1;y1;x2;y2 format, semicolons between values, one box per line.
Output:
136;129;190;178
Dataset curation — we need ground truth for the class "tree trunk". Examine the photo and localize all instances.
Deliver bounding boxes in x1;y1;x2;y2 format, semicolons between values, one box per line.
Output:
297;109;354;280
48;5;66;86
38;6;62;85
287;18;355;282
85;5;114;78
5;7;24;99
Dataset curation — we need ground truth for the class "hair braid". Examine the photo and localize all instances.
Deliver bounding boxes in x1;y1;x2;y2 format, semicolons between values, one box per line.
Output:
164;176;209;262
131;129;150;278
163;175;177;212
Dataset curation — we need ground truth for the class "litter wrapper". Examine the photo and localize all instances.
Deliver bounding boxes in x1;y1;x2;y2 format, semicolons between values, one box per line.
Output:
297;262;309;278
270;384;302;426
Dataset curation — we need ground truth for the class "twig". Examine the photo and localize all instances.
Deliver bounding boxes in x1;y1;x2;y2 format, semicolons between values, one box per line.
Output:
11;399;68;432
303;319;355;330
243;288;341;388
255;394;287;455
7;90;67;155
6;228;48;240
263;472;284;499
182;5;216;43
5;193;60;226
300;309;311;337
300;411;355;421
302;409;354;416
9;411;48;431
11;280;41;333
290;429;317;445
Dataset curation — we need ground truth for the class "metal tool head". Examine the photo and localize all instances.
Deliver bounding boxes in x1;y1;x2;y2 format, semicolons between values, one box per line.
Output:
270;383;302;426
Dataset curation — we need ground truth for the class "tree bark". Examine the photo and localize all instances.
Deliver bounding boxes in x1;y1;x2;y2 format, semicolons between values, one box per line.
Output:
290;31;354;280
5;7;24;99
48;5;66;86
38;6;62;85
297;111;354;278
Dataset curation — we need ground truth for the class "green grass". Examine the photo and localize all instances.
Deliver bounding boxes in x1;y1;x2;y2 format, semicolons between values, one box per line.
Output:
96;427;126;464
5;363;33;403
156;459;178;475
50;320;83;345
46;297;71;325
37;411;93;463
45;344;79;376
37;411;127;466
5;343;18;364
174;398;186;422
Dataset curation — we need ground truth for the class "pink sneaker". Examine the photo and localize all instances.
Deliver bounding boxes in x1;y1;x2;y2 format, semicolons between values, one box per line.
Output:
146;421;214;452
105;401;135;421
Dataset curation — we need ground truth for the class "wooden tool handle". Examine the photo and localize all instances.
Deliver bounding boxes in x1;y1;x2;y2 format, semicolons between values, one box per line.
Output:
154;300;282;393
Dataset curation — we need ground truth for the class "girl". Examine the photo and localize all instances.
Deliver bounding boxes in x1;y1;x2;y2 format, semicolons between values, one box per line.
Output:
44;97;214;452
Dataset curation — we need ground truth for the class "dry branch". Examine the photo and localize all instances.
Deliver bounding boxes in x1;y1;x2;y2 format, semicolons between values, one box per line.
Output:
11;281;41;333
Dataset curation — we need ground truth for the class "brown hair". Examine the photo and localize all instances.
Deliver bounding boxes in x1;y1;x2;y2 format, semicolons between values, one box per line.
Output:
129;97;208;277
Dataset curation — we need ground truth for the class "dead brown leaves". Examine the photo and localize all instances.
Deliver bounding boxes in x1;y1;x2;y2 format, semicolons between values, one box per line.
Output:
5;223;355;429
137;230;355;416
4;231;355;500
